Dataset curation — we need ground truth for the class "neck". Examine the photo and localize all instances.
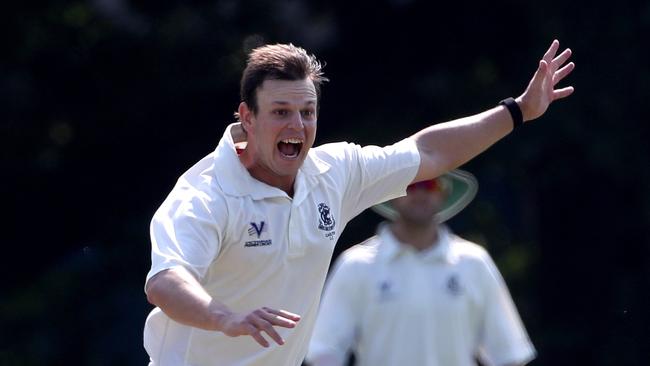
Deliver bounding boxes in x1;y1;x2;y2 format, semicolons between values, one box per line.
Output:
390;221;440;251
238;150;295;197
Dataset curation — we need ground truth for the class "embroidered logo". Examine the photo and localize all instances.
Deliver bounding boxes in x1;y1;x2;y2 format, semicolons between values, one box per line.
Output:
446;274;464;297
248;221;265;238
317;203;336;231
244;221;272;247
378;280;396;302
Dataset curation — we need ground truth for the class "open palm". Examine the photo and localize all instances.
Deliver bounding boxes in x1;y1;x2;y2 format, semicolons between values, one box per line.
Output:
517;39;575;122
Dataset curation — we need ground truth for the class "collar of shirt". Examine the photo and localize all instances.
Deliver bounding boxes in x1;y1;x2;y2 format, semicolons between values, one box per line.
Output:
213;123;331;202
375;223;459;264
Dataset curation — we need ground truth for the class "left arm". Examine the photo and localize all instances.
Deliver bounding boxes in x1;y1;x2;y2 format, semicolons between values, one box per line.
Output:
411;39;575;182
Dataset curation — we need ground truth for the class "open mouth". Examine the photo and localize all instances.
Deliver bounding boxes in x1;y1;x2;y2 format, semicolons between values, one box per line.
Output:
277;138;303;159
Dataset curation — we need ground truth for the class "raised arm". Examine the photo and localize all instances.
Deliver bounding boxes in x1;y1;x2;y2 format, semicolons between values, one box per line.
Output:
146;267;301;348
411;39;575;182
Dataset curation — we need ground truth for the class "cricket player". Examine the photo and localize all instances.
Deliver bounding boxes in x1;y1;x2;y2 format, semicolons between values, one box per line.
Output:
306;171;536;366
143;40;573;365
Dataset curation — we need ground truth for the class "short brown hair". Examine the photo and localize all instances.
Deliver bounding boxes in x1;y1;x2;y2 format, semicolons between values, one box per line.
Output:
237;43;328;119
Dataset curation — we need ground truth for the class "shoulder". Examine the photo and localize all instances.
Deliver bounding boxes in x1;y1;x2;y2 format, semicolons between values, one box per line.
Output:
313;141;411;161
312;142;362;162
155;153;228;224
448;234;493;266
325;237;381;285
335;236;381;268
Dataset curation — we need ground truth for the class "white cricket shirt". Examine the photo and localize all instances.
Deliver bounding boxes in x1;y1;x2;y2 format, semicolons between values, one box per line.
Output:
307;225;537;366
144;123;420;366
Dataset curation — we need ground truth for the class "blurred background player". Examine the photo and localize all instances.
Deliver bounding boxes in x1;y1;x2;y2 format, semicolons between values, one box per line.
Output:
306;170;536;366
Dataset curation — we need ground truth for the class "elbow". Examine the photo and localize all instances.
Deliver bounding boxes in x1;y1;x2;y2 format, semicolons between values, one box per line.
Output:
145;281;158;306
145;288;157;306
145;268;183;307
145;274;165;306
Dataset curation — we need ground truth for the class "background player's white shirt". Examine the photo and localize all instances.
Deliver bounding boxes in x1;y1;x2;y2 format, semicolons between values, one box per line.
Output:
307;225;537;366
143;123;420;366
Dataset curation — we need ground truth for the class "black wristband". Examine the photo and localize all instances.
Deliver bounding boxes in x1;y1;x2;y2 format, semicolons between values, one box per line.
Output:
499;97;523;129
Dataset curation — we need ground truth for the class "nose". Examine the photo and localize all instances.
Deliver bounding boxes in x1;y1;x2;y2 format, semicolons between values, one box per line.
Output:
287;112;304;130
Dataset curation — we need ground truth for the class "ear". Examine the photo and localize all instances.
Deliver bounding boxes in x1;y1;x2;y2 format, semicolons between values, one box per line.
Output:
238;102;254;132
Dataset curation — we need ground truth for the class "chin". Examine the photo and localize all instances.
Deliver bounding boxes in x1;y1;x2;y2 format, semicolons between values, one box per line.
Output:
403;212;436;224
277;155;306;170
272;163;301;178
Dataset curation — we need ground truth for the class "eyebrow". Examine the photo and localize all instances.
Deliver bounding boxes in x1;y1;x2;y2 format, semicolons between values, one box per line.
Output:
270;100;316;106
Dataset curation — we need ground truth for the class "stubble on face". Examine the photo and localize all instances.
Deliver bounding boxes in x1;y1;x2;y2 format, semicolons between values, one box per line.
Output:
240;78;318;194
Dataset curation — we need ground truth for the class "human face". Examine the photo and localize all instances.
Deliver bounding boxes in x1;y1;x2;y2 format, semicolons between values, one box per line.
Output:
392;179;446;225
239;78;318;190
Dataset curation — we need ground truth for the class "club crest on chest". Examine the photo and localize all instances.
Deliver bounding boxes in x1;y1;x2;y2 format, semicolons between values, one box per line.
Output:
317;203;336;231
445;273;464;297
376;279;398;302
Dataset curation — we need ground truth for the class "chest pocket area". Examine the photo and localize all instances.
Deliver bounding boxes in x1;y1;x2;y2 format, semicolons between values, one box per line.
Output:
287;196;341;258
433;272;473;317
218;197;290;272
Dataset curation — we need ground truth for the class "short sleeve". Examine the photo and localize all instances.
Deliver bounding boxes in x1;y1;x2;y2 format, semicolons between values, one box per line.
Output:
306;252;365;365
476;252;537;366
340;138;420;221
145;190;223;288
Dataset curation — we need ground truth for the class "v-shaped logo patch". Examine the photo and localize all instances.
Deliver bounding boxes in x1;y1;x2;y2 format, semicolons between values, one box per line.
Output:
248;221;265;238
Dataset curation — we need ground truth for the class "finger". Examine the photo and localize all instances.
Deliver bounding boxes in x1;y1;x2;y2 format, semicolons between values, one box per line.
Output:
542;39;560;63
553;86;575;100
245;324;270;348
262;326;285;346
260;308;300;327
551;48;572;71
250;333;270;347
553;62;575;85
250;315;285;345
263;307;302;322
529;60;549;87
266;315;297;328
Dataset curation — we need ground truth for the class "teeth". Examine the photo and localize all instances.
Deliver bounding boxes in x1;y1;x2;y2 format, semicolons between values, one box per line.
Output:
281;138;302;144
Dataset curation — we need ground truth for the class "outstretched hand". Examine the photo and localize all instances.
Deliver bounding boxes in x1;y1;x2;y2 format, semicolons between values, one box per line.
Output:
218;307;301;348
516;39;575;122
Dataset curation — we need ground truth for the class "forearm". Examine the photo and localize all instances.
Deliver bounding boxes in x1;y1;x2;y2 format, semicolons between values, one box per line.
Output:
145;267;231;331
411;104;514;181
